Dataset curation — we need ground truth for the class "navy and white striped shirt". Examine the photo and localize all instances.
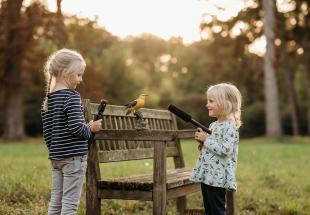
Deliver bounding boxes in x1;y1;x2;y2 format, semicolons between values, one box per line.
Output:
41;89;91;160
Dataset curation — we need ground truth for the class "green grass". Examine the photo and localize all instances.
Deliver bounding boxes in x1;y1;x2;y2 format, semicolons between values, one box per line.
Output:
0;137;310;215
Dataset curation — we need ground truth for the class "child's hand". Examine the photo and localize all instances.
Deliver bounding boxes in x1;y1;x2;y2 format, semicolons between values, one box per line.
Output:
195;128;208;142
88;119;102;133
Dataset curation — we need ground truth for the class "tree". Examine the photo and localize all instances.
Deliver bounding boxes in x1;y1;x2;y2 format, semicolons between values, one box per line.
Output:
130;34;167;89
2;0;44;140
55;0;67;46
2;0;25;140
199;0;307;136
290;0;310;134
275;4;301;136
262;0;282;137
269;0;309;135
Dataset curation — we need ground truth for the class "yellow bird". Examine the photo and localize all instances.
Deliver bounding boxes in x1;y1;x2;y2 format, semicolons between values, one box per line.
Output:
124;94;148;115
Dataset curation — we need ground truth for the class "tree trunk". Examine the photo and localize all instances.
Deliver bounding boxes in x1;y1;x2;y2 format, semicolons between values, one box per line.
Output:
305;52;310;135
262;0;282;138
3;0;25;140
56;0;62;16
283;56;300;136
55;0;67;47
302;10;310;135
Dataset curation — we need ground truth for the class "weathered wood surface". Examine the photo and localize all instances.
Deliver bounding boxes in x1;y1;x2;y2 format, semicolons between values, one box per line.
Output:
226;191;236;215
83;99;101;215
98;189;153;201
153;140;167;215
167;183;201;199
98;147;179;162
90;103;172;119
95;129;196;140
98;167;194;191
83;100;236;215
171;114;188;215
94;130;178;141
185;209;205;215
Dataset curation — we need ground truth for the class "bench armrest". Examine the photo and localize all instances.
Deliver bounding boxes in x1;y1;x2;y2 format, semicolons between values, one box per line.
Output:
176;129;196;139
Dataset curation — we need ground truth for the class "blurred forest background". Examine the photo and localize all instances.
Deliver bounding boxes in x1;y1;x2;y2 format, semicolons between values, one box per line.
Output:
0;0;309;140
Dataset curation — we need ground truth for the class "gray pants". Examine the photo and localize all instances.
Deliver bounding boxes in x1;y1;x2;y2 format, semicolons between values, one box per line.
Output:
48;155;87;215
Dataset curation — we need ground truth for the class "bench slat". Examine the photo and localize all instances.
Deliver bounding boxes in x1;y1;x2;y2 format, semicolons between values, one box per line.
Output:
98;147;179;162
94;130;178;141
98;189;153;201
90;104;173;119
94;129;195;141
97;167;195;191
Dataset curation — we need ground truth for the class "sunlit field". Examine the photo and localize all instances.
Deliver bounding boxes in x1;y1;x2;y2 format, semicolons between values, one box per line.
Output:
0;137;309;215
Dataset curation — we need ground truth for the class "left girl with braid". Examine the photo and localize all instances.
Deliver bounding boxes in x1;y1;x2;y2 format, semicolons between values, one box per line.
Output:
41;48;102;215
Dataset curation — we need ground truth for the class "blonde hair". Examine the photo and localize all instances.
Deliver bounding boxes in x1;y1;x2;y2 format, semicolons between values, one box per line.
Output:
207;83;242;128
42;48;86;111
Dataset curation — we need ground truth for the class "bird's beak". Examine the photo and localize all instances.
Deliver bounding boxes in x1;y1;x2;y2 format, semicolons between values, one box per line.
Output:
142;94;149;96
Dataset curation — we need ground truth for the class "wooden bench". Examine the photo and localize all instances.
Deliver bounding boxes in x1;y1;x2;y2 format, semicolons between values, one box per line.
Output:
83;99;235;215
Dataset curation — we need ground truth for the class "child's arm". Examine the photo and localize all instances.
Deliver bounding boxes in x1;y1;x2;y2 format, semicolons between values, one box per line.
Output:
196;125;238;156
65;94;93;139
41;110;51;149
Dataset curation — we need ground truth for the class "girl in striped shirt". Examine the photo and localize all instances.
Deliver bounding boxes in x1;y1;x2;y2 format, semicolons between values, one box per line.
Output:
41;49;102;215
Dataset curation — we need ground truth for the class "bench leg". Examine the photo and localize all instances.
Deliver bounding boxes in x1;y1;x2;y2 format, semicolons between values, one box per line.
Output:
226;191;235;215
153;191;167;215
86;193;101;215
176;196;186;215
153;141;167;215
86;147;101;215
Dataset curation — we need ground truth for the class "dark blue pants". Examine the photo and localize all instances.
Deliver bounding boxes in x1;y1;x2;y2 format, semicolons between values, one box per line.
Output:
201;183;226;215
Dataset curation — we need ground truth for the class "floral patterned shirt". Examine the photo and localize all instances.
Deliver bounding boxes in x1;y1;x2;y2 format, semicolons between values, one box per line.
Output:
191;120;239;191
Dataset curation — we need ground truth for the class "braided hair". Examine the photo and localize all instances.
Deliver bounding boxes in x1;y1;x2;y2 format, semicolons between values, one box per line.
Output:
42;48;86;111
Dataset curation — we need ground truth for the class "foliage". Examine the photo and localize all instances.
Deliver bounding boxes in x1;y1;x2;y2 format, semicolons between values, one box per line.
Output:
101;43;142;104
241;101;265;137
0;0;309;138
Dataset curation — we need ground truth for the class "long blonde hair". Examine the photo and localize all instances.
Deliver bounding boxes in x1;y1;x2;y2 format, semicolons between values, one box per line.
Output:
42;48;86;111
207;83;242;128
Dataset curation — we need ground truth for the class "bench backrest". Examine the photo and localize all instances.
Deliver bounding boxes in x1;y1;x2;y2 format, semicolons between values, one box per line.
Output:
83;100;183;164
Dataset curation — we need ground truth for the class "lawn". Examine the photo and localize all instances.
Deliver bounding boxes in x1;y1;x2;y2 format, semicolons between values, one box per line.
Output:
0;137;309;215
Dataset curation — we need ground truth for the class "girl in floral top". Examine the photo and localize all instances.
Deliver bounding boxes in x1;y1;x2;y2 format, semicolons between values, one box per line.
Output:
191;83;242;215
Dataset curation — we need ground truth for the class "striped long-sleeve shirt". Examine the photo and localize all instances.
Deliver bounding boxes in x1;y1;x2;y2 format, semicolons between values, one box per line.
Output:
41;89;91;160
